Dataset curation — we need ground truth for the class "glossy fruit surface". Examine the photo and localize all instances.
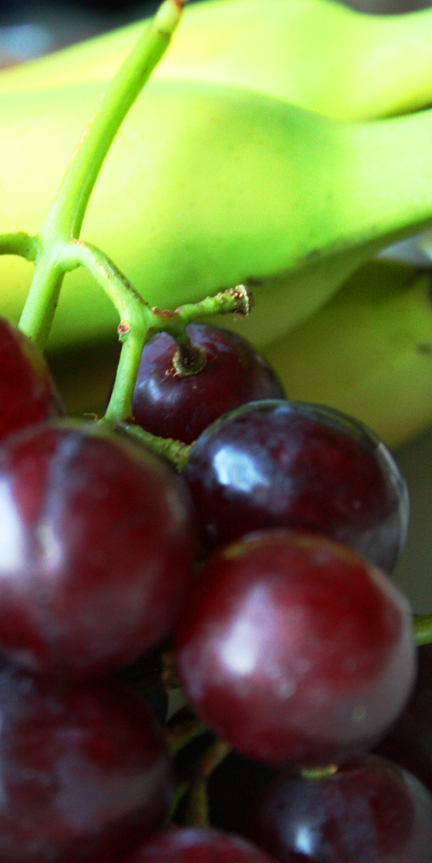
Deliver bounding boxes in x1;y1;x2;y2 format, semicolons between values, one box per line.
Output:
247;755;432;862
376;642;432;793
132;324;285;444
126;827;279;863
175;530;416;768
0;663;172;863
0;316;63;442
183;400;409;571
0;420;196;677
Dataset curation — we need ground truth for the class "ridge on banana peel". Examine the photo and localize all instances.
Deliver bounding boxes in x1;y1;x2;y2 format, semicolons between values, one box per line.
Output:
2;0;432;121
48;259;432;450
2;79;432;352
263;259;432;450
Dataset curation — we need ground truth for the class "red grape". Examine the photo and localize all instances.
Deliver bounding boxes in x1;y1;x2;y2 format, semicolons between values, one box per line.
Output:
247;754;432;862
0;663;172;863
376;642;432;793
0;317;63;442
175;530;416;768
183;400;409;571
125;827;281;863
0;420;196;677
132;324;285;444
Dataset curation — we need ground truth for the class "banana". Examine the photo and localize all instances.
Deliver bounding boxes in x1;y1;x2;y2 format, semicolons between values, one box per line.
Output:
263;259;432;449
3;79;432;352
2;0;432;121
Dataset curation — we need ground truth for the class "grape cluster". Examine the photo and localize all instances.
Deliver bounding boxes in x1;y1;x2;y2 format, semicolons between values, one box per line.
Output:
0;315;430;863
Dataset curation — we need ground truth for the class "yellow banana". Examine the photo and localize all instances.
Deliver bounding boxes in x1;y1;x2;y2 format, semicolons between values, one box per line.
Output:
263;259;432;449
3;79;432;352
2;0;432;120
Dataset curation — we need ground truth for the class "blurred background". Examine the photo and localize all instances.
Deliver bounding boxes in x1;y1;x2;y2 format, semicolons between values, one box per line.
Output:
0;0;431;612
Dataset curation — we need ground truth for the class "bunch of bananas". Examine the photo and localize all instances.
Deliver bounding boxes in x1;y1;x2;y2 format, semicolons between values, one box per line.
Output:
1;0;432;446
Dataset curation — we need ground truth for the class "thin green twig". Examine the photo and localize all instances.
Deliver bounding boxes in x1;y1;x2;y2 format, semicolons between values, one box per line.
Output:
18;0;184;349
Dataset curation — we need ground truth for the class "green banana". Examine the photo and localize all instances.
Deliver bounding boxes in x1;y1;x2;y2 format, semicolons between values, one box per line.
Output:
3;0;432;121
3;78;432;352
263;259;432;449
3;0;432;449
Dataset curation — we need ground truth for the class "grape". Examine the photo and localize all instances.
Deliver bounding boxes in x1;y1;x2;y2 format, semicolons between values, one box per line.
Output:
0;662;172;863
175;530;416;768
183;400;409;571
375;642;432;793
131;324;285;444
0;419;196;677
247;754;432;862
125;826;282;863
0;317;63;442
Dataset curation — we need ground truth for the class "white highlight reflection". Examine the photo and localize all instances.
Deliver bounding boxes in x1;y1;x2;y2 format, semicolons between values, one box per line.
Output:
220;617;259;675
0;479;25;571
295;826;314;855
220;585;271;676
214;446;270;494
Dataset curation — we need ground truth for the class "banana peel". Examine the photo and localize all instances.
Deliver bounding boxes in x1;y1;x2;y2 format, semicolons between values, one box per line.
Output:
264;259;432;448
3;79;432;352
2;0;432;121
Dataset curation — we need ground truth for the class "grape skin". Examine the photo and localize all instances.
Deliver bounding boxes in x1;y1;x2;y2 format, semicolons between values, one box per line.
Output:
125;827;281;862
132;324;285;444
376;642;432;793
0;420;196;677
0;664;173;863
247;755;432;862
0;317;63;442
0;320;422;861
183;400;409;571
175;529;416;769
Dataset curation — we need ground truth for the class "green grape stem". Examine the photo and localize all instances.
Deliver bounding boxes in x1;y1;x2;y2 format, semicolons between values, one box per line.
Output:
184;738;232;828
0;233;38;260
99;278;253;428
165;714;209;757
13;0;186;352
116;422;192;472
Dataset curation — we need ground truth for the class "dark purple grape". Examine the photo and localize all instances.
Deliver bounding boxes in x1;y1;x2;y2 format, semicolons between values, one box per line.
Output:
375;642;432;793
0;316;63;442
125;827;281;863
0;419;196;677
175;530;416;768
0;663;172;863
131;324;285;444
183;400;409;571
247;754;432;862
